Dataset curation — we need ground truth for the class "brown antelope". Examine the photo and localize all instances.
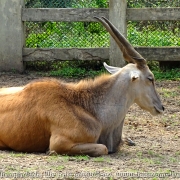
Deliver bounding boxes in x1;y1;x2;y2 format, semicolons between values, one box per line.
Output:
0;17;164;156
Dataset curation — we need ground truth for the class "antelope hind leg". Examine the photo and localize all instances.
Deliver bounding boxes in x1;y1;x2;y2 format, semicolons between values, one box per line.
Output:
49;143;108;157
70;143;108;157
49;135;108;157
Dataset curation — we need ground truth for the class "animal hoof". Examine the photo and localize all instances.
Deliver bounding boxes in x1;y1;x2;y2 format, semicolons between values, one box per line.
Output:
126;138;135;146
47;150;58;156
108;151;116;154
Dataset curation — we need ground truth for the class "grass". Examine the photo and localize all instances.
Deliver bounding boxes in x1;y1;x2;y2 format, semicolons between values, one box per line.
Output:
48;155;110;163
161;89;178;98
159;86;180;108
49;67;105;78
0;150;179;179
49;65;180;80
27;60;180;81
55;165;65;171
132;148;180;168
93;157;105;162
9;152;26;158
47;154;90;162
152;68;180;81
74;155;89;161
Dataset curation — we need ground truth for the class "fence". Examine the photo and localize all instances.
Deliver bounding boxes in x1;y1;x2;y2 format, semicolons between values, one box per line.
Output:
0;0;180;72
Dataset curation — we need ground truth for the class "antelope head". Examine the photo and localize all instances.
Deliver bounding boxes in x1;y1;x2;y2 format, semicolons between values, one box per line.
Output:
95;17;164;115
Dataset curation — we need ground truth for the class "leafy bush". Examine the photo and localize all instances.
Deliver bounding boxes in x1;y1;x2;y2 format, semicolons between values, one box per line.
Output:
25;0;108;8
153;68;180;81
127;22;180;47
26;22;109;48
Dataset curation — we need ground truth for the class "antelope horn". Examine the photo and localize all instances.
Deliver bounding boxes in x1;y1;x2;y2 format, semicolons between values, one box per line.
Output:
94;16;133;64
94;16;146;67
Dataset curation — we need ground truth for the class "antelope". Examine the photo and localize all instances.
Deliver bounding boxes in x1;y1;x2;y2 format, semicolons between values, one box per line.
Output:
0;17;164;156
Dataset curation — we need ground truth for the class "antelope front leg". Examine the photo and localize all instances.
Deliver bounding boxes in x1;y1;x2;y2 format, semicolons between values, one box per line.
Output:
116;118;135;147
121;135;136;146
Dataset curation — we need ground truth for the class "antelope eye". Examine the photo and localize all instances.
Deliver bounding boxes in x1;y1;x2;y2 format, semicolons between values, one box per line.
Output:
148;77;153;82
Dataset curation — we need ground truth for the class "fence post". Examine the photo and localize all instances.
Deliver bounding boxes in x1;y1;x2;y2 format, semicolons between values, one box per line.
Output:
0;0;25;72
109;0;127;67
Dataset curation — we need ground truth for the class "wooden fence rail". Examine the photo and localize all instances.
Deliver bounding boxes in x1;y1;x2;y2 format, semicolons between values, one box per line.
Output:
23;47;180;62
22;7;180;22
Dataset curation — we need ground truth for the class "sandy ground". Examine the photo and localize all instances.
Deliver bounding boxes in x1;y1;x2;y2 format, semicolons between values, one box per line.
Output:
0;72;179;180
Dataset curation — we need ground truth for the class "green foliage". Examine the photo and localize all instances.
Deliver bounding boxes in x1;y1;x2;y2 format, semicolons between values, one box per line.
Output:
25;0;179;8
26;20;180;48
27;60;180;81
128;22;180;47
72;0;108;8
152;68;180;81
55;63;180;80
147;61;180;81
49;66;105;78
27;60;106;78
127;0;180;8
26;22;109;48
73;155;90;161
93;157;105;162
25;0;108;8
25;0;180;48
25;0;180;49
50;67;86;77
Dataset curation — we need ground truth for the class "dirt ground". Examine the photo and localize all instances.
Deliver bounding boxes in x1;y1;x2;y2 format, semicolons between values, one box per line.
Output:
0;71;179;180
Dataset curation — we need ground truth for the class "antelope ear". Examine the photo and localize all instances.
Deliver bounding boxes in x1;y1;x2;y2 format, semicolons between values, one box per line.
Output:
103;62;121;74
130;71;139;81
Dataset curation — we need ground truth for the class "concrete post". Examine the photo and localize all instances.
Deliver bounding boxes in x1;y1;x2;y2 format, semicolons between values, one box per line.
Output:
0;0;25;72
109;0;127;67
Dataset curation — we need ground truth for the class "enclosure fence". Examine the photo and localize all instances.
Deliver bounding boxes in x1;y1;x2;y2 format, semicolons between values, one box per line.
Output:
0;0;180;72
25;0;180;48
